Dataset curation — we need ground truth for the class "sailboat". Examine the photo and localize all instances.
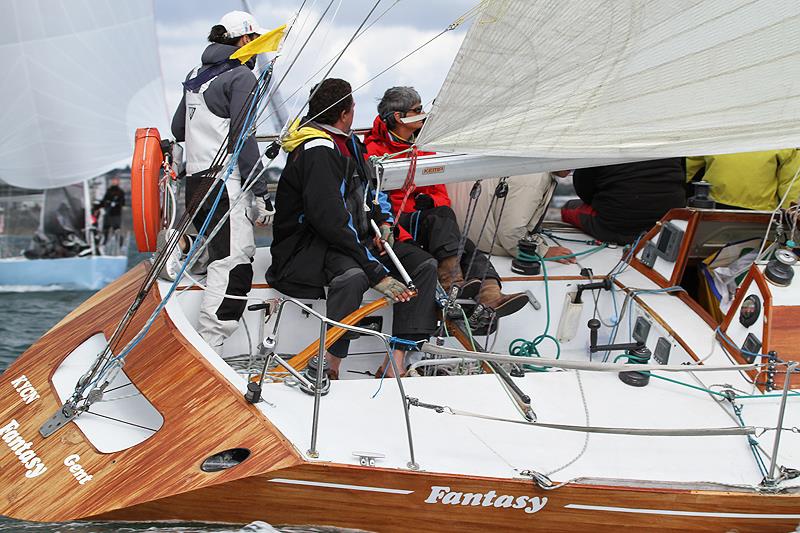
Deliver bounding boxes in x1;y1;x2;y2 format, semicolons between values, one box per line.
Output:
0;0;168;291
0;1;799;532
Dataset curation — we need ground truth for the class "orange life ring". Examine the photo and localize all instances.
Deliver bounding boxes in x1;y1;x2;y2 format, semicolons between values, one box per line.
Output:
131;127;164;252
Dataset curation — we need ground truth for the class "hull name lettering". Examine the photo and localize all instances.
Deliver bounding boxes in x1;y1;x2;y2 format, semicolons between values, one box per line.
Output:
0;419;47;478
424;485;547;514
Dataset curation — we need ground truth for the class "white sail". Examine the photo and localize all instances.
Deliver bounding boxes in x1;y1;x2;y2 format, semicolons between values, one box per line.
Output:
0;0;168;189
417;0;800;163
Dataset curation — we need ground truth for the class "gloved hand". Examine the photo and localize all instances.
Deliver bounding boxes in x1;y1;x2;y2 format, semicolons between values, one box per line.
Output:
414;192;434;211
374;276;413;303
253;195;275;226
379;223;395;247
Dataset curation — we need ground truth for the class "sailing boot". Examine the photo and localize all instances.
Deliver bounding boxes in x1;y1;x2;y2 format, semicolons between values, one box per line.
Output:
477;278;528;318
437;255;464;293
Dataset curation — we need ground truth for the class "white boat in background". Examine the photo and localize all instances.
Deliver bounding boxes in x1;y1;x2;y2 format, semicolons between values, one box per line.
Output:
0;256;128;292
1;1;800;532
0;0;168;291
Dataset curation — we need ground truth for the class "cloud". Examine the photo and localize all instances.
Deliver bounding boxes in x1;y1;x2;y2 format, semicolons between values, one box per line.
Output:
155;0;469;132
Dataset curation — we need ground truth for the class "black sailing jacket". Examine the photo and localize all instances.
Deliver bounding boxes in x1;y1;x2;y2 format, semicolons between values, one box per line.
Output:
267;125;391;298
572;158;686;242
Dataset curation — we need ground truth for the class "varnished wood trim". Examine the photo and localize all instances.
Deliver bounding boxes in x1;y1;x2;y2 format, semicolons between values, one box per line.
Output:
97;461;800;532
279;298;390;372
0;264;302;522
613;279;703;364
718;266;774;388
629;208;696;289
696;210;774;224
752;268;773;352
669;210;698;287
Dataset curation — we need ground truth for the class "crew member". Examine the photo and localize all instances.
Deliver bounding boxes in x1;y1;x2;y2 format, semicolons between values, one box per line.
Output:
561;159;686;244
449;174;576;260
365;86;527;318
268;79;438;378
169;11;274;353
100;176;125;243
686;150;800;210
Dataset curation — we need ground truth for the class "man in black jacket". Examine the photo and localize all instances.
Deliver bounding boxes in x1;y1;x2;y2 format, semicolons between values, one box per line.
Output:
268;79;438;378
561;159;686;244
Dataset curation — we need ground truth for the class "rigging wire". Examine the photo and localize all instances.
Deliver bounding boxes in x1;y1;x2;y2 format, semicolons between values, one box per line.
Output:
278;2;484;136
67;61;279;405
82;51;287;396
258;0;402;130
74;0;351;397
88;0;404;393
283;0;384;131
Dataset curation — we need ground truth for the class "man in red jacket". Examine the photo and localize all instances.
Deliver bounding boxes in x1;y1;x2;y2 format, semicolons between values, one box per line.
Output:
365;86;526;318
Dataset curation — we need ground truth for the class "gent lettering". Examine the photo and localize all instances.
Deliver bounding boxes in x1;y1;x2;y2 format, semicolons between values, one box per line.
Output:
63;454;93;484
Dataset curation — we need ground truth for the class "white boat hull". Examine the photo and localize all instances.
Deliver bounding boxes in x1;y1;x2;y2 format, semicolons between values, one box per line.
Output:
0;255;128;291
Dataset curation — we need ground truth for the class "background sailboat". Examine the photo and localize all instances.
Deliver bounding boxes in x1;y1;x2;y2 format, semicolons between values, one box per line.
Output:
0;0;168;291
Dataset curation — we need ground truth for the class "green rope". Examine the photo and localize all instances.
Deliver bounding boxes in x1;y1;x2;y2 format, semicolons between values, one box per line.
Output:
518;243;608;263
542;231;601;245
643;368;800;400
649;373;729;398
459;307;476;351
509;253;560;371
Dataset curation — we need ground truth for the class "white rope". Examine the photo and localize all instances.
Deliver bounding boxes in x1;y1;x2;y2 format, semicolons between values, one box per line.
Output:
545;370;590;476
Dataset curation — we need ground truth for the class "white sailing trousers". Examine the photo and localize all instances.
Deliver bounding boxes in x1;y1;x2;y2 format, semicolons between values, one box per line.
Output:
192;173;256;353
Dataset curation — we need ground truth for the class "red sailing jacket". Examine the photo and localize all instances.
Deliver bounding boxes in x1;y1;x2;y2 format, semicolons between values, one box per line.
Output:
364;115;451;241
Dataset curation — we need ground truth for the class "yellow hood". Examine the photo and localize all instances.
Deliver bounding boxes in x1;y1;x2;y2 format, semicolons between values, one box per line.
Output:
282;119;332;153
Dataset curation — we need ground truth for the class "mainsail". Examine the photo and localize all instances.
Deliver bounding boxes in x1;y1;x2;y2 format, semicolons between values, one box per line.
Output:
0;0;168;189
417;0;800;164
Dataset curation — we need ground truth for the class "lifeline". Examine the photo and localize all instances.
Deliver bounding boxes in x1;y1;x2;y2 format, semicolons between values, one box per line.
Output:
0;419;47;478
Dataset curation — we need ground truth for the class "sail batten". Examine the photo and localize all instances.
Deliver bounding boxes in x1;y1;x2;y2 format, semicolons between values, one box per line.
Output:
417;0;800;160
0;0;167;189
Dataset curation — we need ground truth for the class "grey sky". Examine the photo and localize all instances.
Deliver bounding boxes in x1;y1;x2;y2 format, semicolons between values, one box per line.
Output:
155;0;476;132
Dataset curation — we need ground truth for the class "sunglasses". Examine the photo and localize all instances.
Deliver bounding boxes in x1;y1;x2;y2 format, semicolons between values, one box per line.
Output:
406;105;424;114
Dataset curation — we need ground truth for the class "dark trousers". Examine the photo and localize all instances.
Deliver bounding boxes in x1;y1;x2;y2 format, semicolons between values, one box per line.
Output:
324;241;438;358
399;206;499;281
103;214;122;243
561;199;634;245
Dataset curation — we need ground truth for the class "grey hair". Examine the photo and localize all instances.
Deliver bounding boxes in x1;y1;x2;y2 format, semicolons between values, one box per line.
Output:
377;86;421;129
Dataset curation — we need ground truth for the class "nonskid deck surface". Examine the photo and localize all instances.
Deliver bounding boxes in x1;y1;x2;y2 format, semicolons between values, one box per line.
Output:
259;369;800;488
161;235;800;493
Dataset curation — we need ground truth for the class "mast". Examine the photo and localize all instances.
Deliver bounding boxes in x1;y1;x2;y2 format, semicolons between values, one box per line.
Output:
83;181;96;256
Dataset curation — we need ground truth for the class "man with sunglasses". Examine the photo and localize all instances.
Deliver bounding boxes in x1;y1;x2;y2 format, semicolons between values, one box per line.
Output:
365;86;528;320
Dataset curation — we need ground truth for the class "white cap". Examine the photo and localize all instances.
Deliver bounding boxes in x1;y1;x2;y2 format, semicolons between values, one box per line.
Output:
219;11;267;39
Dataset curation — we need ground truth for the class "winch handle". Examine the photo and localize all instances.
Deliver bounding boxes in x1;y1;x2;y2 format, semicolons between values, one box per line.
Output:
370;219;415;290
